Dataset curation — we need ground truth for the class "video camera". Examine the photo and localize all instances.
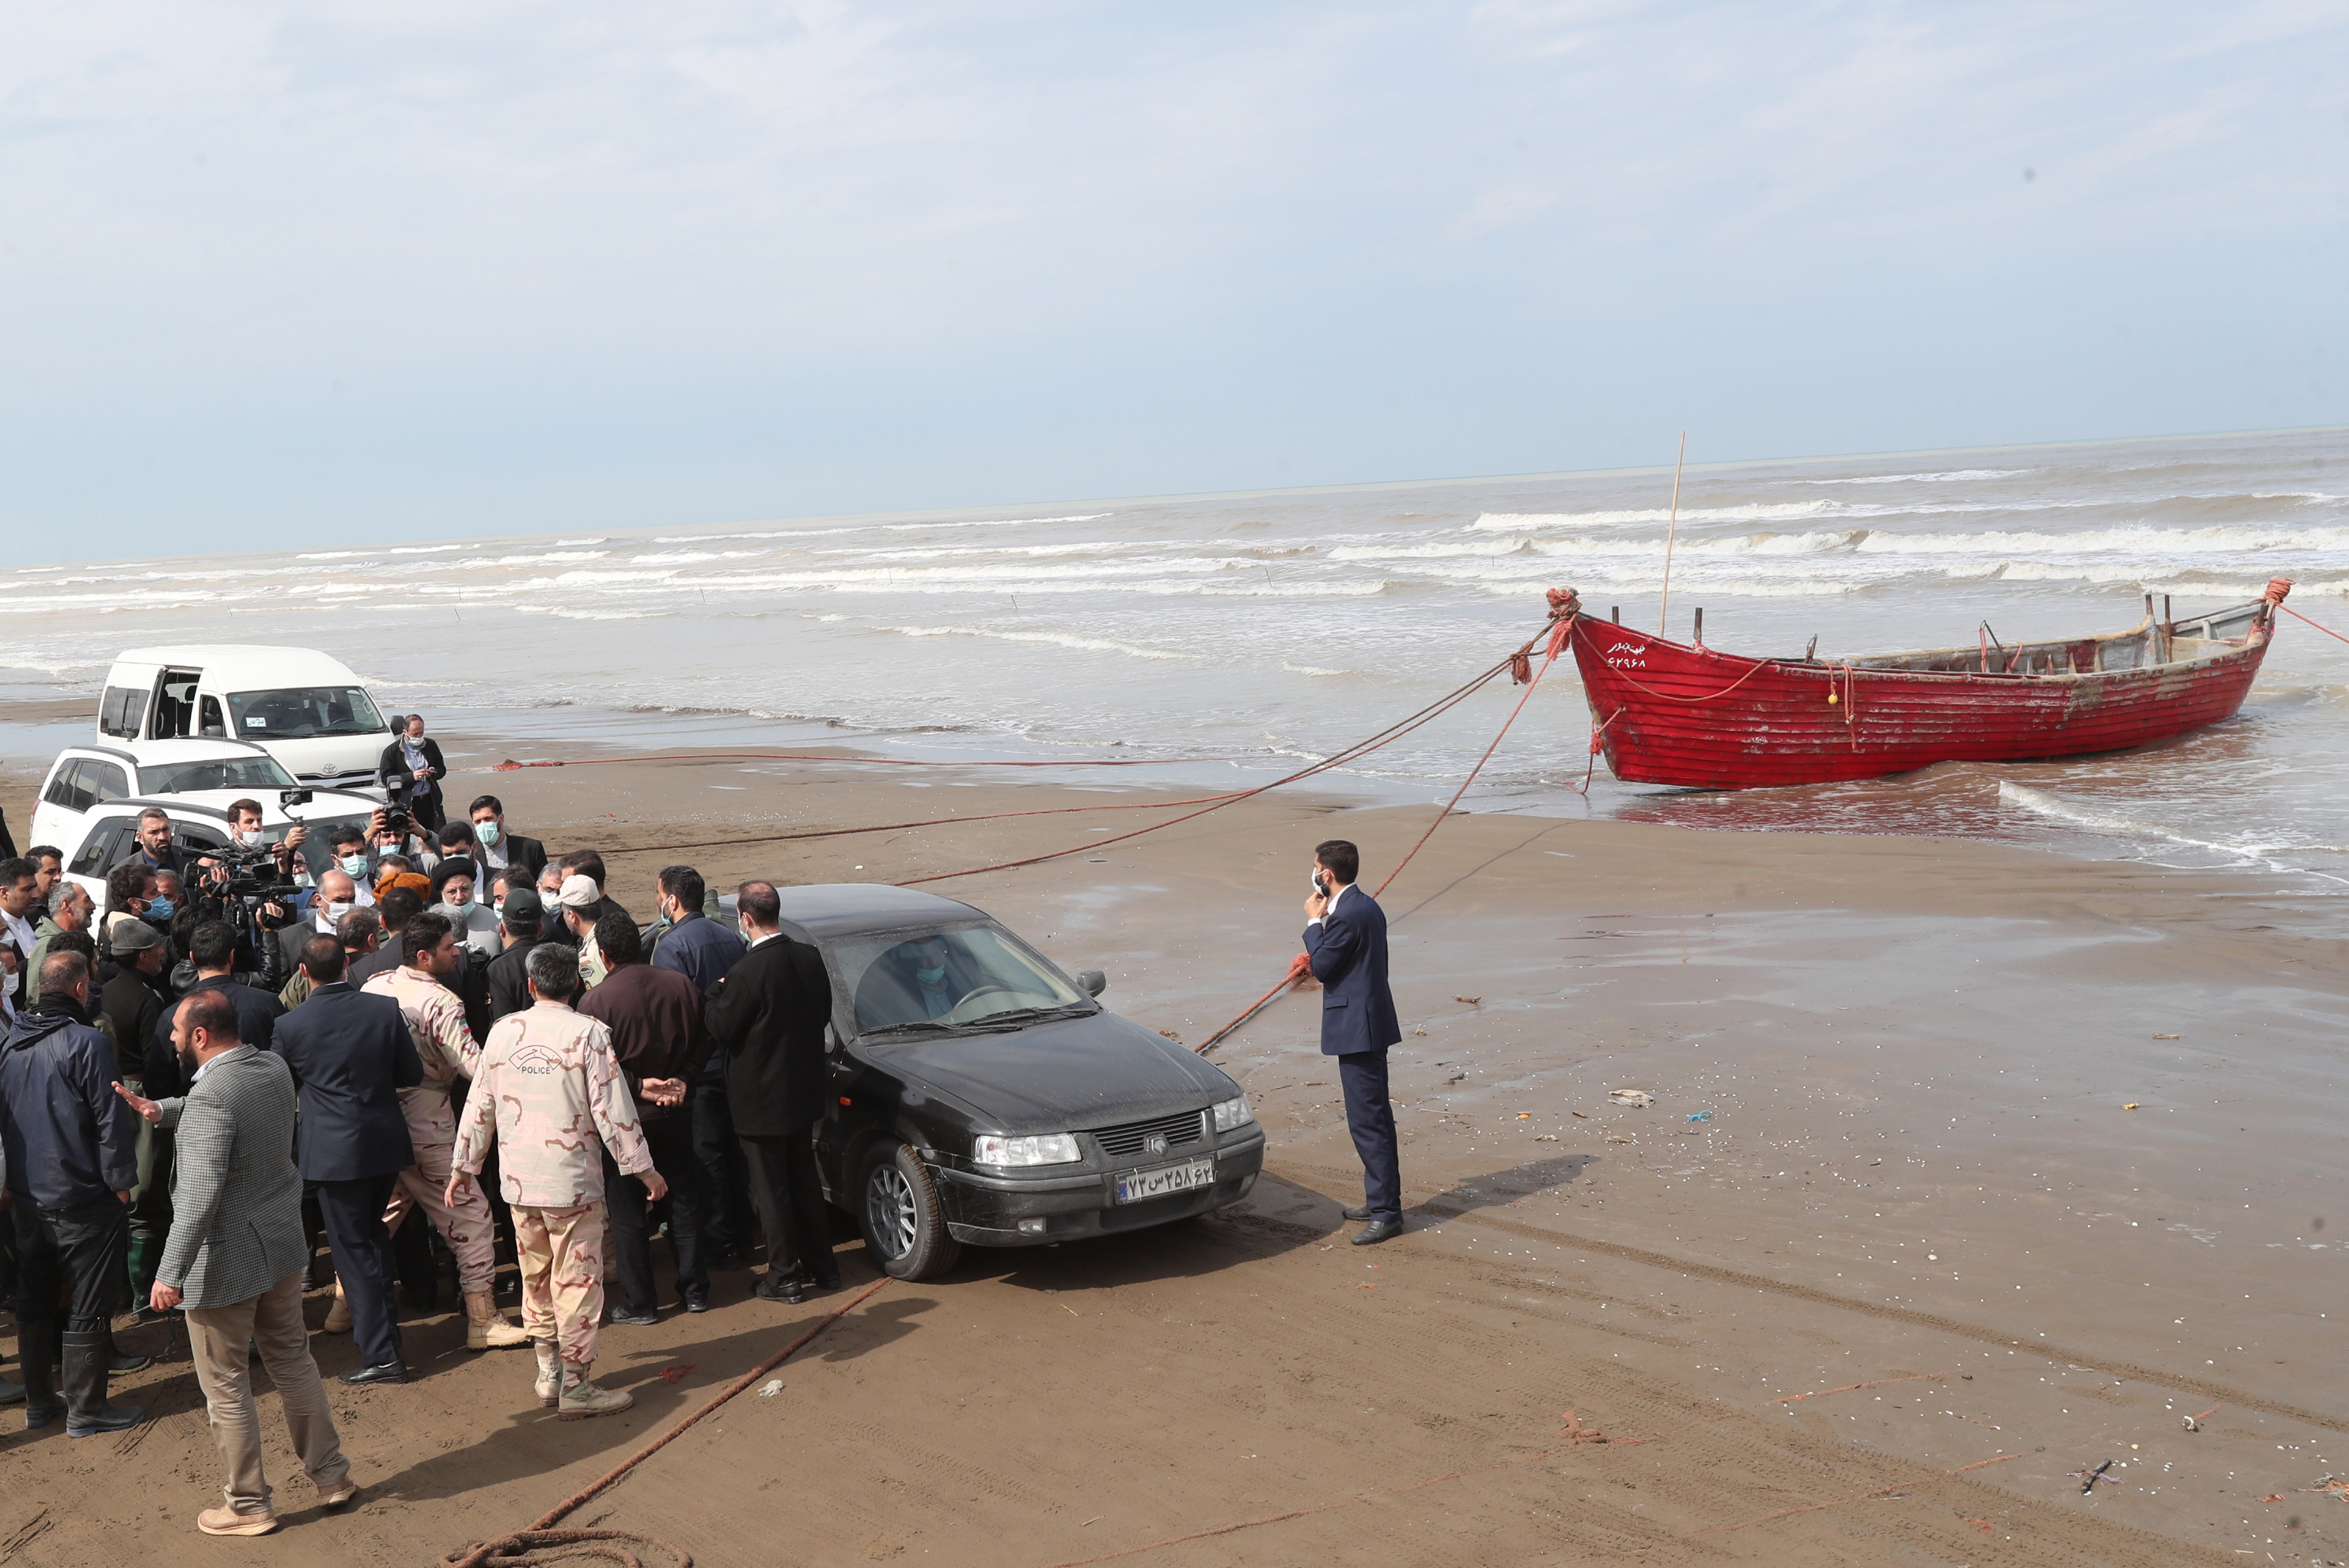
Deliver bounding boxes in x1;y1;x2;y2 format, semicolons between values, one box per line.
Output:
382;773;415;843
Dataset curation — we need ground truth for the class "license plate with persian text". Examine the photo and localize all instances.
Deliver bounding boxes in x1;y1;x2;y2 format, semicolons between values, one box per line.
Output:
1113;1157;1215;1204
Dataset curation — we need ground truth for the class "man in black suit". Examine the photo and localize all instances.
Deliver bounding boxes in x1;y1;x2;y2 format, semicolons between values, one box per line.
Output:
376;714;448;834
463;795;546;890
704;880;839;1303
1302;838;1406;1246
273;935;421;1382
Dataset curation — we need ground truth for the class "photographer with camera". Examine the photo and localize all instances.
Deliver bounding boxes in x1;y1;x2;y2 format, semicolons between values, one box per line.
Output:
376;715;447;835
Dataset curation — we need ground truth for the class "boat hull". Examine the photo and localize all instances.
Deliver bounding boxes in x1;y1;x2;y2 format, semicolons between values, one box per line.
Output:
1567;610;2277;791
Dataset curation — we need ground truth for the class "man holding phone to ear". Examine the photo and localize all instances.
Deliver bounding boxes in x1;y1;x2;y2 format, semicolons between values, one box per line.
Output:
1302;839;1404;1245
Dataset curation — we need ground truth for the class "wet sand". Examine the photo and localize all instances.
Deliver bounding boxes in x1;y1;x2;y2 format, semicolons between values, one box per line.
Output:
0;735;2341;1564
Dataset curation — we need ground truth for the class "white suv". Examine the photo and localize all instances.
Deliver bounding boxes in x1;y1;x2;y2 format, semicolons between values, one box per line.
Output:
31;739;381;912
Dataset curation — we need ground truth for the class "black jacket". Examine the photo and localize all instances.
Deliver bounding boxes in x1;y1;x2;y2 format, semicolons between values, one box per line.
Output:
485;937;544;1023
147;976;285;1100
100;968;163;1083
376;736;447;799
485;835;548;888
704;934;833;1137
271;982;421;1181
0;996;138;1210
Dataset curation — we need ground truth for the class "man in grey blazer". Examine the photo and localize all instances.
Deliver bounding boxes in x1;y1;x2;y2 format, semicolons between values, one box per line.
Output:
118;990;356;1537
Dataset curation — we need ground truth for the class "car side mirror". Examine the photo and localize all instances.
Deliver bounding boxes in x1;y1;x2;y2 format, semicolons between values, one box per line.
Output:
824;1022;841;1054
1076;969;1106;997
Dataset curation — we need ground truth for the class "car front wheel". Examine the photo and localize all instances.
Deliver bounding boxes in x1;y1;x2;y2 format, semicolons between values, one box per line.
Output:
859;1142;960;1281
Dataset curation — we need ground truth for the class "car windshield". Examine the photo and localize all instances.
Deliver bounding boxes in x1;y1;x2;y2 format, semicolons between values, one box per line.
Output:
226;686;384;739
836;924;1088;1035
138;755;298;793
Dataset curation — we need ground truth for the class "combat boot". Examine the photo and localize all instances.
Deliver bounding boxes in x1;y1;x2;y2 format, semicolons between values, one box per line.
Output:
465;1291;530;1350
532;1339;561;1408
556;1363;633;1421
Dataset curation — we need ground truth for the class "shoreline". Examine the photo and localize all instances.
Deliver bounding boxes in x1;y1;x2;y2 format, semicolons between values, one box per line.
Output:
0;733;2341;1559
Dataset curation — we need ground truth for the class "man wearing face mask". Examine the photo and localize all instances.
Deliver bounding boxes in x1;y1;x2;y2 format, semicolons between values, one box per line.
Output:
103;862;174;982
428;860;499;960
376;715;447;835
465;796;545;889
485;888;549;1024
534;863;575;949
326;826;377;906
278;869;360;979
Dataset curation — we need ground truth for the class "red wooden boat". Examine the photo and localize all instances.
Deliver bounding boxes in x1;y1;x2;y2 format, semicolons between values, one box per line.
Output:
1547;580;2292;789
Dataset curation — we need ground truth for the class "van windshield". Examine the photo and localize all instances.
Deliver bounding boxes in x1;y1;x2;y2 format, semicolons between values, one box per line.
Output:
138;756;298;794
227;687;385;739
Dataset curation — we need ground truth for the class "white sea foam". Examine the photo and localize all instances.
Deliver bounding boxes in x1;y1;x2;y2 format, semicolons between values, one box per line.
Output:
1475;502;1841;529
388;543;467;555
1799;469;2026;486
878;626;1198;662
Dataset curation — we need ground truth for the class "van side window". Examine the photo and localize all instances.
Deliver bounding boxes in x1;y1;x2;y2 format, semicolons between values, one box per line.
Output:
99;687;148;739
156;670;200;738
199;696;226;737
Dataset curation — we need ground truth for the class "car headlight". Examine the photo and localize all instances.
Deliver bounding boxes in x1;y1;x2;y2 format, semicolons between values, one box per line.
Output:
1211;1093;1254;1133
973;1133;1082;1167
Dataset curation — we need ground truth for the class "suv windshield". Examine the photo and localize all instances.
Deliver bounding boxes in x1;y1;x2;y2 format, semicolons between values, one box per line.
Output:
837;924;1088;1035
138;755;297;794
227;687;384;739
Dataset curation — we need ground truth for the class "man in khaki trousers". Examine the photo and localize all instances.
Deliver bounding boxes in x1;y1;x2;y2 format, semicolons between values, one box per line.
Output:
119;990;357;1536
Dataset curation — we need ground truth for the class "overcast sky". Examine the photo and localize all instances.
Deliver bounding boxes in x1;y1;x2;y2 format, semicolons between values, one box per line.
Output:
2;2;2343;560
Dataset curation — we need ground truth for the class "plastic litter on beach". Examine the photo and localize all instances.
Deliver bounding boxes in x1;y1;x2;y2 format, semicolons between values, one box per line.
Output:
1687;1111;1713;1122
1455;995;1482;1005
2123;1102;2140;1110
659;1364;694;1383
2153;1033;2180;1040
757;1379;785;1398
1609;1089;1655;1107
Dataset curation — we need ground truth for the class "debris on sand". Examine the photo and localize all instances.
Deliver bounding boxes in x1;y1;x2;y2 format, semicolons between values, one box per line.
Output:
1609;1089;1654;1108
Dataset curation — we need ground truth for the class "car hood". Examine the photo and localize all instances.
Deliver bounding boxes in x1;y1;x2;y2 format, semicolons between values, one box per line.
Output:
866;1012;1237;1133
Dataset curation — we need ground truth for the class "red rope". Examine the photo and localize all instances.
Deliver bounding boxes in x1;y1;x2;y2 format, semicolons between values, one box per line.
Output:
1370;632;1562;899
442;1279;893;1567
485;751;1222;773
2281;603;2349;647
1195;608;1572;1056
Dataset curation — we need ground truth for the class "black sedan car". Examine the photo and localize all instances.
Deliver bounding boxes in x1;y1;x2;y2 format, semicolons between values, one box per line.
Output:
769;884;1266;1280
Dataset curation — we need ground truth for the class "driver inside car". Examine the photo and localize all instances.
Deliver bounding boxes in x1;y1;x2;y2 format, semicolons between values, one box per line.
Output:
903;936;956;1019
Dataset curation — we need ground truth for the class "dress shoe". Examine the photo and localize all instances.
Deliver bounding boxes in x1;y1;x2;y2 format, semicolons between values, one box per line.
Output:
1341;1204;1375;1222
753;1275;806;1305
604;1307;659;1327
338;1360;406;1386
1351;1218;1404;1246
197;1506;278;1537
681;1291;712;1314
703;1249;746;1271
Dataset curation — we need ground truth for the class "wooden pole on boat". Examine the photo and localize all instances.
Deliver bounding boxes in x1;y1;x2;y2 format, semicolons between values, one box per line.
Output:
1657;431;1687;634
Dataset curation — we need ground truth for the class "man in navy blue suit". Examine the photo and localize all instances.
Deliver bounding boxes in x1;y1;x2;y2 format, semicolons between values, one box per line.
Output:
272;935;422;1382
1301;839;1405;1245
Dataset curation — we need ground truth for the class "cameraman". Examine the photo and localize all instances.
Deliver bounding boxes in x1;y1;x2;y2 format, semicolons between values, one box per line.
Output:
377;714;448;834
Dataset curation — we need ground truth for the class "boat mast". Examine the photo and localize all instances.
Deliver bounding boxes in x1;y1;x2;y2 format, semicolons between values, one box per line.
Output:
1657;431;1687;635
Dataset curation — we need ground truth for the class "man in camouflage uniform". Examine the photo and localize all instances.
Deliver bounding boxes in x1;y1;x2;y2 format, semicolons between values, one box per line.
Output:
361;912;528;1355
449;941;667;1419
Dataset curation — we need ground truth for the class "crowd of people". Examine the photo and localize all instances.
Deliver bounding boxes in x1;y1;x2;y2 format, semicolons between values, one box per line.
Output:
0;718;839;1537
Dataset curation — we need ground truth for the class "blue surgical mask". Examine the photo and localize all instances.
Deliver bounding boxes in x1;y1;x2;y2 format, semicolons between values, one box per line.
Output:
340;853;369;877
147;897;176;920
475;822;501;848
916;964;946;986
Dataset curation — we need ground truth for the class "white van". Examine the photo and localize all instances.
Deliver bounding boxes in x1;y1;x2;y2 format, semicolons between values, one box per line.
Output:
97;645;393;791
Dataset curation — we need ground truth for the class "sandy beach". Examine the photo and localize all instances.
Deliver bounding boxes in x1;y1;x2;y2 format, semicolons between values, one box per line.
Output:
0;725;2339;1566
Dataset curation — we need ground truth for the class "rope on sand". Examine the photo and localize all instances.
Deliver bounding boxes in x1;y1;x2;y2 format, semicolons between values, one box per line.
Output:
438;1278;893;1568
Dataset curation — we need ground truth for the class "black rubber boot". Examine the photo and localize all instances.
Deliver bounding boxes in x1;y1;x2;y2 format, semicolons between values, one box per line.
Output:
62;1330;142;1438
104;1321;152;1375
18;1318;63;1429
